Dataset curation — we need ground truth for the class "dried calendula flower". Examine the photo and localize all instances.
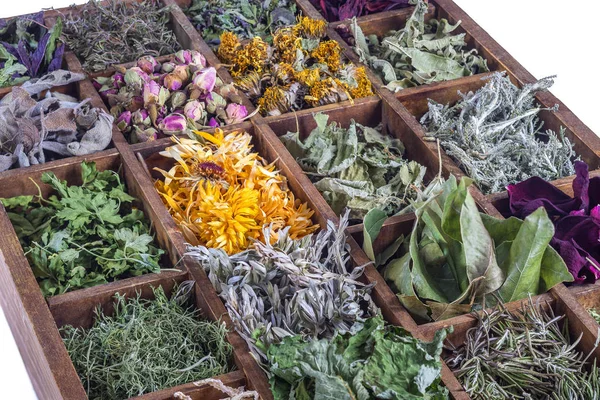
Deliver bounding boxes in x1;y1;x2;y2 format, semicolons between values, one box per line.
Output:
154;129;317;254
218;17;372;115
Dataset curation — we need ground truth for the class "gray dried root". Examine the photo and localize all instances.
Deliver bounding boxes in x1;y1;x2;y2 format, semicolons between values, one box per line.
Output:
422;72;577;194
0;70;113;171
185;211;378;362
173;379;258;400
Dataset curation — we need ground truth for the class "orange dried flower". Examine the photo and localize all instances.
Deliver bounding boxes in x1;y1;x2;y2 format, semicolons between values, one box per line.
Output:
294;16;326;39
273;27;301;64
311;40;342;72
217;31;241;64
346;66;374;98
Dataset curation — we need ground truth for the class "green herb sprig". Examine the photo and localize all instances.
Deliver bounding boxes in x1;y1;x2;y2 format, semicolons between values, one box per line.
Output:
62;0;180;72
62;284;233;399
446;298;600;399
1;161;164;296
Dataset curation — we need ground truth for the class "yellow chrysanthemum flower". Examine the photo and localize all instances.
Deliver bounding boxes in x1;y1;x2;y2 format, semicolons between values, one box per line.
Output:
154;129;318;254
294;16;327;39
311;40;342;72
217;31;241;65
346;66;374;98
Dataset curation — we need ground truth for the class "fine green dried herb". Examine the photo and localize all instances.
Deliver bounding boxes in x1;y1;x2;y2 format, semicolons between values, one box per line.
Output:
363;176;572;322
589;307;600;325
185;211;376;362
344;0;488;92
281;112;426;221
62;284;233;399
446;298;600;400
422;72;578;194
62;0;180;72
268;316;449;400
185;0;298;46
1;161;164;296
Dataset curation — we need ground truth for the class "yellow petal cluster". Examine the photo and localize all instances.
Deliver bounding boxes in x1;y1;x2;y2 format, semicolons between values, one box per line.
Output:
154;129;318;254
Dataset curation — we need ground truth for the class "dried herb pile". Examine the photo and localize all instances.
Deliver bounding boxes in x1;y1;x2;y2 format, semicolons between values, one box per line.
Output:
0;12;64;88
62;0;180;72
96;52;249;143
186;212;376;361
446;298;600;399
62;284;233;399
363;176;572;322
268;316;449;399
1;162;164;296
589;308;600;325
184;0;297;45
345;0;488;91
507;161;600;285
0;70;113;172
310;0;411;22
280;112;426;221
217;17;374;116
154;129;318;255
423;72;578;194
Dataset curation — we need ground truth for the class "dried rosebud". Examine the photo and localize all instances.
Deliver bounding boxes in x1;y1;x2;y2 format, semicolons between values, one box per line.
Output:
125;67;149;90
190;50;206;67
172;65;191;83
192;67;217;93
218;83;243;104
169;91;188;109
158;87;170;107
127;96;144;112
99;87;118;100
112;72;125;89
137;55;160;74
116;111;132;132
159;113;187;135
164;73;183;91
93;80;103;91
143;80;161;106
132;109;151;126
208;117;220;128
184;100;206;122
225;103;248;124
205;91;227;114
175;50;193;64
161;62;176;73
132;126;159;143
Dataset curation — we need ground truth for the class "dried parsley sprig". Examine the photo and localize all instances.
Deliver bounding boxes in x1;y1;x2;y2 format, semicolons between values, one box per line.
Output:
281;112;426;221
62;284;233;399
345;0;488;92
62;0;180;72
446;297;600;399
185;211;377;362
422;72;577;194
184;0;297;45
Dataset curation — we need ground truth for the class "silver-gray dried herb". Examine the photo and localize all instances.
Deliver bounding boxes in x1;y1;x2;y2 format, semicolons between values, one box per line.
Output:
346;0;488;92
185;211;377;362
422;72;577;194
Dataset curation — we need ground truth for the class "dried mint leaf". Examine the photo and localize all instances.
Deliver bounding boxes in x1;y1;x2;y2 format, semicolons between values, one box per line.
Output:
310;0;412;22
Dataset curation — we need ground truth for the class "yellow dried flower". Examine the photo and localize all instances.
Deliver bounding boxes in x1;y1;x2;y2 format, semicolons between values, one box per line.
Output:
271;63;295;84
154;130;317;254
242;37;269;72
235;71;263;100
346;66;374;98
273;27;301;64
294;16;327;39
311;40;342;72
217;31;241;64
305;78;350;107
257;86;289;116
295;68;321;87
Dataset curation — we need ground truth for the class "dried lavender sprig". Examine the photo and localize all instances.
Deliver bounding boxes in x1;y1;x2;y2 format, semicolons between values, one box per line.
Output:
185;210;377;363
422;72;577;194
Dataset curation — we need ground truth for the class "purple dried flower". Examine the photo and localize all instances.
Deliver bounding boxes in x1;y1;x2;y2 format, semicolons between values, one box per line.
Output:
132;126;159;143
192;67;217;93
208;117;220;128
184;100;205;122
159;113;187;135
161;62;176;73
116;111;132;132
137;55;160;74
143;80;161;106
164;73;183;91
175;50;192;65
132;109;151;126
224;103;248;124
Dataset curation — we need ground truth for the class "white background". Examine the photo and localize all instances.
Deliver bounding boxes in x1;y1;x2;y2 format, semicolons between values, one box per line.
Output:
1;1;600;398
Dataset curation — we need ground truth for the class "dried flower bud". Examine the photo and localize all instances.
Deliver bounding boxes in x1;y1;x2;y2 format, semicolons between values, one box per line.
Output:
159;113;187;135
137;55;160;74
99;87;118;100
184;100;206;122
161;62;176;73
169;91;188;109
132;126;159;143
205;91;227;114
132;109;151;126
158;87;170;107
175;50;193;64
172;65;191;83
225;103;248;124
127;96;144;112
164;73;183;91
112;72;125;88
208;117;220;128
125;67;149;90
192;67;217;93
143;80;161;106
116;110;132;132
190;50;207;67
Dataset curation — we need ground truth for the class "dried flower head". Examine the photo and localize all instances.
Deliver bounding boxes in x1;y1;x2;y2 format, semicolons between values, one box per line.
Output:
217;31;241;64
306;78;350;107
311;40;342;72
234;72;263;100
257;86;291;116
294;16;327;39
273;27;301;64
344;65;374;98
295;68;321;87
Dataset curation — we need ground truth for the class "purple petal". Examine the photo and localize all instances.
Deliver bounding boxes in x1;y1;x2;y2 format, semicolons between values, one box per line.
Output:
17;40;32;76
47;43;65;73
507;176;579;218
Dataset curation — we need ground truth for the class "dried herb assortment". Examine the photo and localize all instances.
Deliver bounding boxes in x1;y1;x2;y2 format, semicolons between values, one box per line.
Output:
95;52;249;143
310;0;411;22
446;298;600;399
218;17;374;116
507;161;600;284
0;70;113;172
345;0;488;91
154;129;318;254
62;0;180;72
0;12;64;88
1;162;164;296
281;112;426;220
423;73;578;194
364;176;572;321
184;0;298;45
62;284;233;399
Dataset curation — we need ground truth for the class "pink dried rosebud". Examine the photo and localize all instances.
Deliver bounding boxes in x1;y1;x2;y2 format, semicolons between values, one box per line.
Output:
126;96;144;112
99;87;118;99
132;126;159;143
225;103;248;124
125;67;149;89
175;50;192;64
137;55;160;74
192;67;217;93
172;65;191;83
161;62;176;73
208;117;220;128
169;91;188;109
112;72;125;88
116;111;132;132
132;109;150;126
205;91;227;114
143;80;161;106
158;113;187;135
163;73;183;91
93;80;103;91
189;50;206;67
183;100;205;122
